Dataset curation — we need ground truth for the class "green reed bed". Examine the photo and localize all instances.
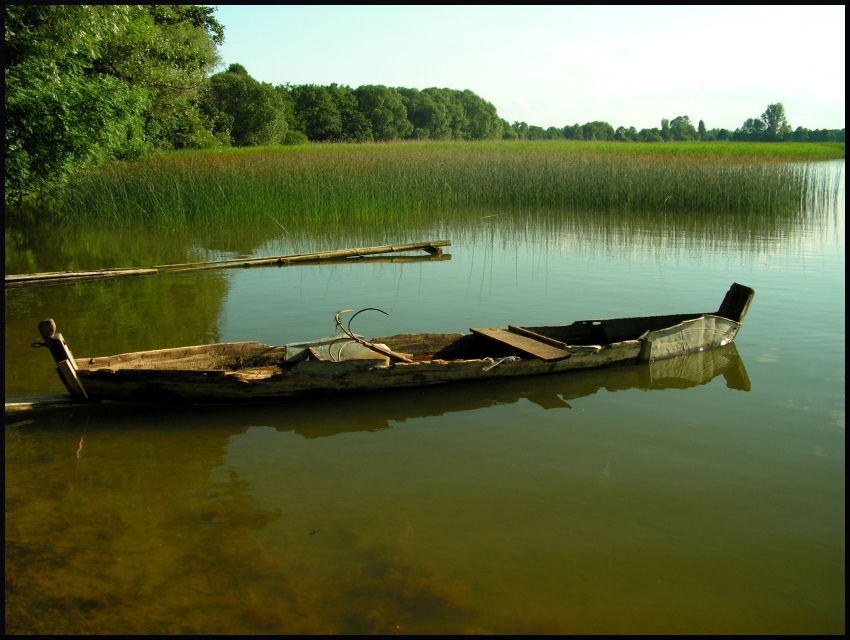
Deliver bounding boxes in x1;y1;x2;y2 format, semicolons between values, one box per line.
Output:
54;141;843;229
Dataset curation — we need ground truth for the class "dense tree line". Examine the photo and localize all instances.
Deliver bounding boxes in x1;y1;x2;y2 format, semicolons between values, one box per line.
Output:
199;67;514;146
512;105;844;144
4;5;844;204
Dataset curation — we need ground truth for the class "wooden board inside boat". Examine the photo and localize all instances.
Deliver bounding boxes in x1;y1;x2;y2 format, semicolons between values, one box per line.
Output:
470;327;572;361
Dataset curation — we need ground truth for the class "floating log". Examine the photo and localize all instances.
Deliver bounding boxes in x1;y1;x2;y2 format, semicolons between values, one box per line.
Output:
5;268;157;286
5;240;451;287
152;240;451;271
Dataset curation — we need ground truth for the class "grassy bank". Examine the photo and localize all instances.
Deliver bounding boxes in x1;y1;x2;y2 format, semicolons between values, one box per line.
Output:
46;141;844;228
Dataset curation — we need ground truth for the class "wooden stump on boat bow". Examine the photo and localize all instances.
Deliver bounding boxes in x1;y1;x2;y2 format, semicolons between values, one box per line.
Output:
38;319;88;401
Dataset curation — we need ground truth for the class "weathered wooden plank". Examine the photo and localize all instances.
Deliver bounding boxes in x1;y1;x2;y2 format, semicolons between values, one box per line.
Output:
57;359;88;400
6;268;158;283
470;327;572;361
716;282;755;324
6;240;451;286
508;325;570;350
153;240;452;272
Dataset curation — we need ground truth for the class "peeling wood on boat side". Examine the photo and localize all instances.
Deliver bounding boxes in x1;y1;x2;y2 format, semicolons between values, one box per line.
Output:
71;341;643;402
77;342;284;371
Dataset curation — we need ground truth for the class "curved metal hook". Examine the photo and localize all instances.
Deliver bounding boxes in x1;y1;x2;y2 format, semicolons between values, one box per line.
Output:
334;307;389;341
347;307;389;337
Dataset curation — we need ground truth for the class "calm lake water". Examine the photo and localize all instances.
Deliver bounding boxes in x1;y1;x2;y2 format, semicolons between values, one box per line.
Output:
5;161;845;634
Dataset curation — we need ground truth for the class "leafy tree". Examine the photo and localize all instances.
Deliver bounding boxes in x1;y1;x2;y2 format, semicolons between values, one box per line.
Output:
455;90;503;140
792;126;810;142
760;102;791;141
5;4;224;203
204;64;288;146
327;84;372;142
420;88;456;140
289;84;342;141
527;125;547;140
581;121;615;141
398;88;450;140
513;121;530;139
500;119;519;140
638;128;664;142
669;115;697;140
734;117;767;141
5;6;147;201
562;124;583;140
425;89;469;140
353;85;412;141
95;5;223;150
615;126;639;141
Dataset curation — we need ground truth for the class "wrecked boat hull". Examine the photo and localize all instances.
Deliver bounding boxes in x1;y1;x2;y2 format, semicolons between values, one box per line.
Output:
35;283;754;404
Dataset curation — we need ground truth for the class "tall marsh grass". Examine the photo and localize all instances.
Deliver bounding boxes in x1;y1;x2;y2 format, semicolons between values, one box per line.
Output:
53;141;844;230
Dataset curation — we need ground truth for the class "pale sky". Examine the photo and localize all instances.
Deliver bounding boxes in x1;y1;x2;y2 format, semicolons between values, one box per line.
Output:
212;5;845;132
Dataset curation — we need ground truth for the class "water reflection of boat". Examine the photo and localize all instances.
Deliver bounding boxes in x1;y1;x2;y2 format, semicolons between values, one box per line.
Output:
7;344;749;433
254;342;751;437
34;283;753;405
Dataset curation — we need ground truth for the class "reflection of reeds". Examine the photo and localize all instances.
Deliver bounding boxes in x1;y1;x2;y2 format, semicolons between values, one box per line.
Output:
54;142;843;230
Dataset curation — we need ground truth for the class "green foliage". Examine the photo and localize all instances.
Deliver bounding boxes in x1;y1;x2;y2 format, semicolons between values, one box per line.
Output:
4;4;224;203
734;103;796;142
669;116;698;141
5;0;841;207
760;103;792;141
398;88;451;140
204;64;288;146
288;84;344;141
282;130;309;146
353;85;413;141
327;84;373;142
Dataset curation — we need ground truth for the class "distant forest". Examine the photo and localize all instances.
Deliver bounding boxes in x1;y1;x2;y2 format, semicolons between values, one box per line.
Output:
5;5;846;203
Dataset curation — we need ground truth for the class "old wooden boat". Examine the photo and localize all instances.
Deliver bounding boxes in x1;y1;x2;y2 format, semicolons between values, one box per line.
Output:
9;342;749;423
35;283;754;404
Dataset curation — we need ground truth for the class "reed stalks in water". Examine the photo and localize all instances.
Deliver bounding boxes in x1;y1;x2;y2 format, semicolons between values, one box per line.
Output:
53;141;843;228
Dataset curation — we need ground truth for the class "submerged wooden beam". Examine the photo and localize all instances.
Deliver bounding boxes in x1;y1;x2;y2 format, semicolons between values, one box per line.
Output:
152;240;451;272
5;240;452;287
5;268;157;286
5;394;90;422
